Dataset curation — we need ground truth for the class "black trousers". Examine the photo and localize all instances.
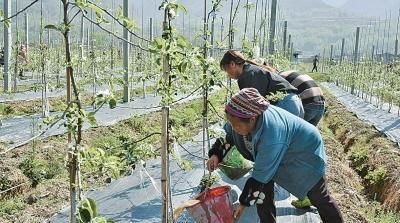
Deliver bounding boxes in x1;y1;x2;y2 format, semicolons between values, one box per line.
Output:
312;65;318;72
256;177;343;223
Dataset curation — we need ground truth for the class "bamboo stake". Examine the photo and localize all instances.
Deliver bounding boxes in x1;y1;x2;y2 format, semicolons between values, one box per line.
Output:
202;0;209;176
60;1;76;222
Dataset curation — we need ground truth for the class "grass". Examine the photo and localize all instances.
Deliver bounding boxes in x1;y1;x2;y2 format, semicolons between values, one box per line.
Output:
364;202;400;223
0;103;15;117
0;86;158;119
315;76;400;220
18;154;64;187
307;71;331;82
0;198;26;216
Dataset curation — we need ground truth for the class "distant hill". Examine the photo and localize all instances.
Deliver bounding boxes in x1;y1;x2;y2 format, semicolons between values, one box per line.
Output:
340;0;400;17
1;0;396;55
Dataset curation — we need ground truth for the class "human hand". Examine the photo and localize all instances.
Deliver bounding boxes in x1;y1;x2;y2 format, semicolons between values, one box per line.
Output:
207;155;220;171
233;204;246;221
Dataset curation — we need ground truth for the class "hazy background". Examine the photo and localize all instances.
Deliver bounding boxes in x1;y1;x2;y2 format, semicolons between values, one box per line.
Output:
1;0;400;56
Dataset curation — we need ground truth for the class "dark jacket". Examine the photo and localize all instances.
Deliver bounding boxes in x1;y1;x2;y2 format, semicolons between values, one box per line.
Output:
237;64;297;97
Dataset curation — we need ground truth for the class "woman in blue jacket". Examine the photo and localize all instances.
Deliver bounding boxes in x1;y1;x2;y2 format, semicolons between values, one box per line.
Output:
207;88;343;223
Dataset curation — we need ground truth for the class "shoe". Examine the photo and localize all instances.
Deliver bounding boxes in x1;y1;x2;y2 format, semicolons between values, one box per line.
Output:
291;197;312;209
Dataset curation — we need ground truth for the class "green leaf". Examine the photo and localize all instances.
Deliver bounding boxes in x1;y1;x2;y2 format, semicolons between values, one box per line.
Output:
75;0;88;7
109;98;117;109
87;3;105;23
176;3;188;13
77;208;92;223
77;198;98;222
86;198;98;217
209;79;215;86
43;114;60;125
87;112;97;126
154;37;165;49
178;61;188;73
44;24;62;33
4;19;11;28
0;10;11;27
176;36;189;49
116;6;123;18
158;2;167;10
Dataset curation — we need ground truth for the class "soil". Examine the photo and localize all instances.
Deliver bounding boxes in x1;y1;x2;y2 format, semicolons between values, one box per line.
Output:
0;86;399;222
320;125;369;223
322;87;400;213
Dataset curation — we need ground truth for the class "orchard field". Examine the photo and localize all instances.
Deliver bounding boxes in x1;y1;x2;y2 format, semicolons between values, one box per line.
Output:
0;0;400;223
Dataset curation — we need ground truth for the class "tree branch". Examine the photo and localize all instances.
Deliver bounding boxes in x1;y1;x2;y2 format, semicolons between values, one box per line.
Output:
0;0;40;23
68;10;81;26
232;0;242;26
85;0;151;43
207;100;225;120
132;132;162;144
0;182;30;195
82;12;150;52
174;137;207;160
0;101;77;155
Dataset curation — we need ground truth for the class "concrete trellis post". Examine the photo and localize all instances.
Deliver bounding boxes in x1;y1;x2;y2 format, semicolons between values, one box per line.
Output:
287;34;291;59
340;38;345;64
268;0;277;55
283;21;287;56
25;13;29;53
123;0;130;102
3;0;12;92
351;27;360;95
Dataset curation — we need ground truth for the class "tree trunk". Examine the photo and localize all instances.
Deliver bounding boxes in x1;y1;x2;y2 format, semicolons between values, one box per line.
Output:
243;0;250;41
161;11;171;222
62;1;83;222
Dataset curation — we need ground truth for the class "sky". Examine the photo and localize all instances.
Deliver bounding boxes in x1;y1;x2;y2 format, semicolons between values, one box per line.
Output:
321;0;349;7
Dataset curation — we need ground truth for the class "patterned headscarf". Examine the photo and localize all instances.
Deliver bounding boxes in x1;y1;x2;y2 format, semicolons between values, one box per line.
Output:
225;88;270;118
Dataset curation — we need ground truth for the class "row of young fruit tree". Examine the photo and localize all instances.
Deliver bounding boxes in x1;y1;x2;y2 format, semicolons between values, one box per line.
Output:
318;10;400;115
0;0;295;222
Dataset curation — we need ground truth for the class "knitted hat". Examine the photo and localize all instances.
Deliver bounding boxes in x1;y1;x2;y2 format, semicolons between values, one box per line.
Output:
225;88;270;118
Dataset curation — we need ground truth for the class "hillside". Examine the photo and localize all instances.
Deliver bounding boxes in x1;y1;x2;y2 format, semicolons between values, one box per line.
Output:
340;0;400;17
0;0;398;55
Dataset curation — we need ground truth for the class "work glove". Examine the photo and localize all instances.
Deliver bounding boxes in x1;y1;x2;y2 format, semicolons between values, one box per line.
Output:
239;177;266;206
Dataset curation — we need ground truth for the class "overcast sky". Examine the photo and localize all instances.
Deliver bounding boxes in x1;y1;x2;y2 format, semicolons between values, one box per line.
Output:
321;0;349;7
